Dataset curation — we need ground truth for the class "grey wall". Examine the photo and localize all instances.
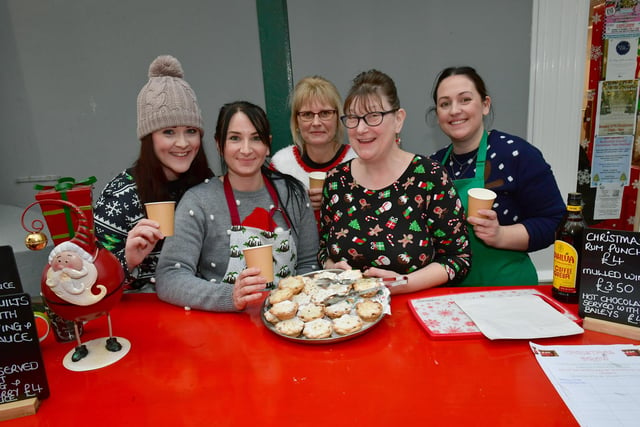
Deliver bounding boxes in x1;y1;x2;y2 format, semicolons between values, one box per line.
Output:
1;0;531;208
288;0;532;157
1;0;264;206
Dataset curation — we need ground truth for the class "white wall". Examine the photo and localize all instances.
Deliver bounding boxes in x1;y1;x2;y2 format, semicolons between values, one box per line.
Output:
528;0;589;282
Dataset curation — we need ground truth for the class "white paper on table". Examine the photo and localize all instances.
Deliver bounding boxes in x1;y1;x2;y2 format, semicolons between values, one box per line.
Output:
530;343;640;427
453;294;584;340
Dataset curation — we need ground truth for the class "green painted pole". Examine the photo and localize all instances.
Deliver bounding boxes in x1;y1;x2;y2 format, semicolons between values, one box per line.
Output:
256;0;293;153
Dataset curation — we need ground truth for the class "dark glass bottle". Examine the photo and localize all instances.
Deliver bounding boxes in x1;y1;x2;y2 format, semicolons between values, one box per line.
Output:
552;193;587;303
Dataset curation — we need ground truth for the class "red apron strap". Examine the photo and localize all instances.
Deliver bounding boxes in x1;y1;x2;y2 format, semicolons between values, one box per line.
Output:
263;175;292;229
223;174;292;229
223;175;242;226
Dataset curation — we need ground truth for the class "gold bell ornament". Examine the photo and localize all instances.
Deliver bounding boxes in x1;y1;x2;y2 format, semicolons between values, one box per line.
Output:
25;231;48;250
22;213;49;251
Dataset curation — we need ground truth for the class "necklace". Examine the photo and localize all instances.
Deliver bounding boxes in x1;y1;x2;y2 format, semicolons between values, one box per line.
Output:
448;149;478;179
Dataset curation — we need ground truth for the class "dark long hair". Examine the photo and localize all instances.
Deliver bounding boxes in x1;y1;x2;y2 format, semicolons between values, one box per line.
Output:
133;132;213;204
215;101;307;231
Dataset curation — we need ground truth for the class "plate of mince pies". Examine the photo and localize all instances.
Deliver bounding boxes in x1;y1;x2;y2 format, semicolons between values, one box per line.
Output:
261;269;391;344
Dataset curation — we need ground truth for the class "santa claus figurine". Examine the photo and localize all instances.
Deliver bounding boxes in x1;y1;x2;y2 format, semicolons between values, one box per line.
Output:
46;241;105;306
24;199;125;364
44;239;125;361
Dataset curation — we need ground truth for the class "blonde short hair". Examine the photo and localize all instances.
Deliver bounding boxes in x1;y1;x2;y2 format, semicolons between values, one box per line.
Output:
289;76;344;152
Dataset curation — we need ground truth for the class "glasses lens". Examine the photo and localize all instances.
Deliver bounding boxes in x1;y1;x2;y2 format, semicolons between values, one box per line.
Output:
341;115;359;128
364;112;384;126
318;110;335;120
298;112;314;121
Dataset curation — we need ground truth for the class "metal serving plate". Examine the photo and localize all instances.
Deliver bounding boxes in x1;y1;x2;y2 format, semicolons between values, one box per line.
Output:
261;269;390;344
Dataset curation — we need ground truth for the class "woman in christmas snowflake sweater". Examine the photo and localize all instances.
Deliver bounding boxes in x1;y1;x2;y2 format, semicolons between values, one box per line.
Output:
93;55;213;292
429;66;565;286
270;76;357;217
318;70;471;294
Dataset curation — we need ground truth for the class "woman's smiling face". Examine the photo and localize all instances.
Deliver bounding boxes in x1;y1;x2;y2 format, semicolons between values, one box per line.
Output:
223;111;269;180
345;95;404;162
435;74;490;146
152;126;201;181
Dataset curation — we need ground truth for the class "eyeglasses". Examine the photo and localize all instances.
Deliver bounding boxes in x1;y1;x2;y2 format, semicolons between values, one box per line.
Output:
340;109;399;129
297;110;337;122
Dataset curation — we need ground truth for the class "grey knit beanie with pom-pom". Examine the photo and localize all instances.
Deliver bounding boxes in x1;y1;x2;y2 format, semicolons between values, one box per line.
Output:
136;55;203;139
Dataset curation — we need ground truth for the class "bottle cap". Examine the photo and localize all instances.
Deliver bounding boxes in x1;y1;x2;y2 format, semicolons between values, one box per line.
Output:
567;192;582;206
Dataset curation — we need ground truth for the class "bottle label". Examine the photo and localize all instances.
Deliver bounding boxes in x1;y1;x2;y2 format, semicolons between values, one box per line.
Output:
553;240;578;293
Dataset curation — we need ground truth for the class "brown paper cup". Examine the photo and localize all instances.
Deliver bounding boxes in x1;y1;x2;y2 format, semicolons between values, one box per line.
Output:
243;244;274;284
467;188;497;219
145;201;176;236
308;171;327;189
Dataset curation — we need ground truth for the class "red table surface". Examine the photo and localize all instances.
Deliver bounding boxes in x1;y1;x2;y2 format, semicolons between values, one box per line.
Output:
5;286;639;427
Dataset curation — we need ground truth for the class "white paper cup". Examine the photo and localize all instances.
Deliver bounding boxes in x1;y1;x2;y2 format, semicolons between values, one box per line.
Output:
308;171;327;189
243;244;274;285
467;188;497;219
145;201;176;236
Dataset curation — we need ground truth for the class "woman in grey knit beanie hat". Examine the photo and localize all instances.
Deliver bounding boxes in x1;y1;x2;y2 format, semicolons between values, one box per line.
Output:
136;55;204;139
93;55;213;292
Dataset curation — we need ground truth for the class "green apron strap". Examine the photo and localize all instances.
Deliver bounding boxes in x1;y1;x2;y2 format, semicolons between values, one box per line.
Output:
443;131;488;184
445;131;537;286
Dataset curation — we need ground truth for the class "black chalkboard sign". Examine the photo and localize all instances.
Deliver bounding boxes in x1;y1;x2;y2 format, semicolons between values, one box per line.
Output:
0;292;50;404
0;246;24;297
579;228;640;328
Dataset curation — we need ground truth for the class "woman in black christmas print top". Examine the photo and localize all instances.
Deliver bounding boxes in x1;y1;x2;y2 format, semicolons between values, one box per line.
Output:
318;70;471;294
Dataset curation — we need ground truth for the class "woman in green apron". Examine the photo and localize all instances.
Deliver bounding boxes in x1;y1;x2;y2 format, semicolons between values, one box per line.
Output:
429;66;566;286
156;102;319;311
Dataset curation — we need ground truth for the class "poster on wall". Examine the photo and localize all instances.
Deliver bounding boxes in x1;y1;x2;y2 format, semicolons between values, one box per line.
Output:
595;79;639;136
604;0;640;23
583;2;640;231
594;184;624;220
590;135;634;187
604;37;639;80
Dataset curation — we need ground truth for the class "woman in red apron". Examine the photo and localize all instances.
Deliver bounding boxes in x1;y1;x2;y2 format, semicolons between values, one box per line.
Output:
429;66;566;286
156;102;319;311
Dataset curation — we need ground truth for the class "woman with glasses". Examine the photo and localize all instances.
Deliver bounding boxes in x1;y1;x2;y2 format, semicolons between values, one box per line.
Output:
271;76;357;216
428;66;565;286
156;101;319;312
317;70;471;294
